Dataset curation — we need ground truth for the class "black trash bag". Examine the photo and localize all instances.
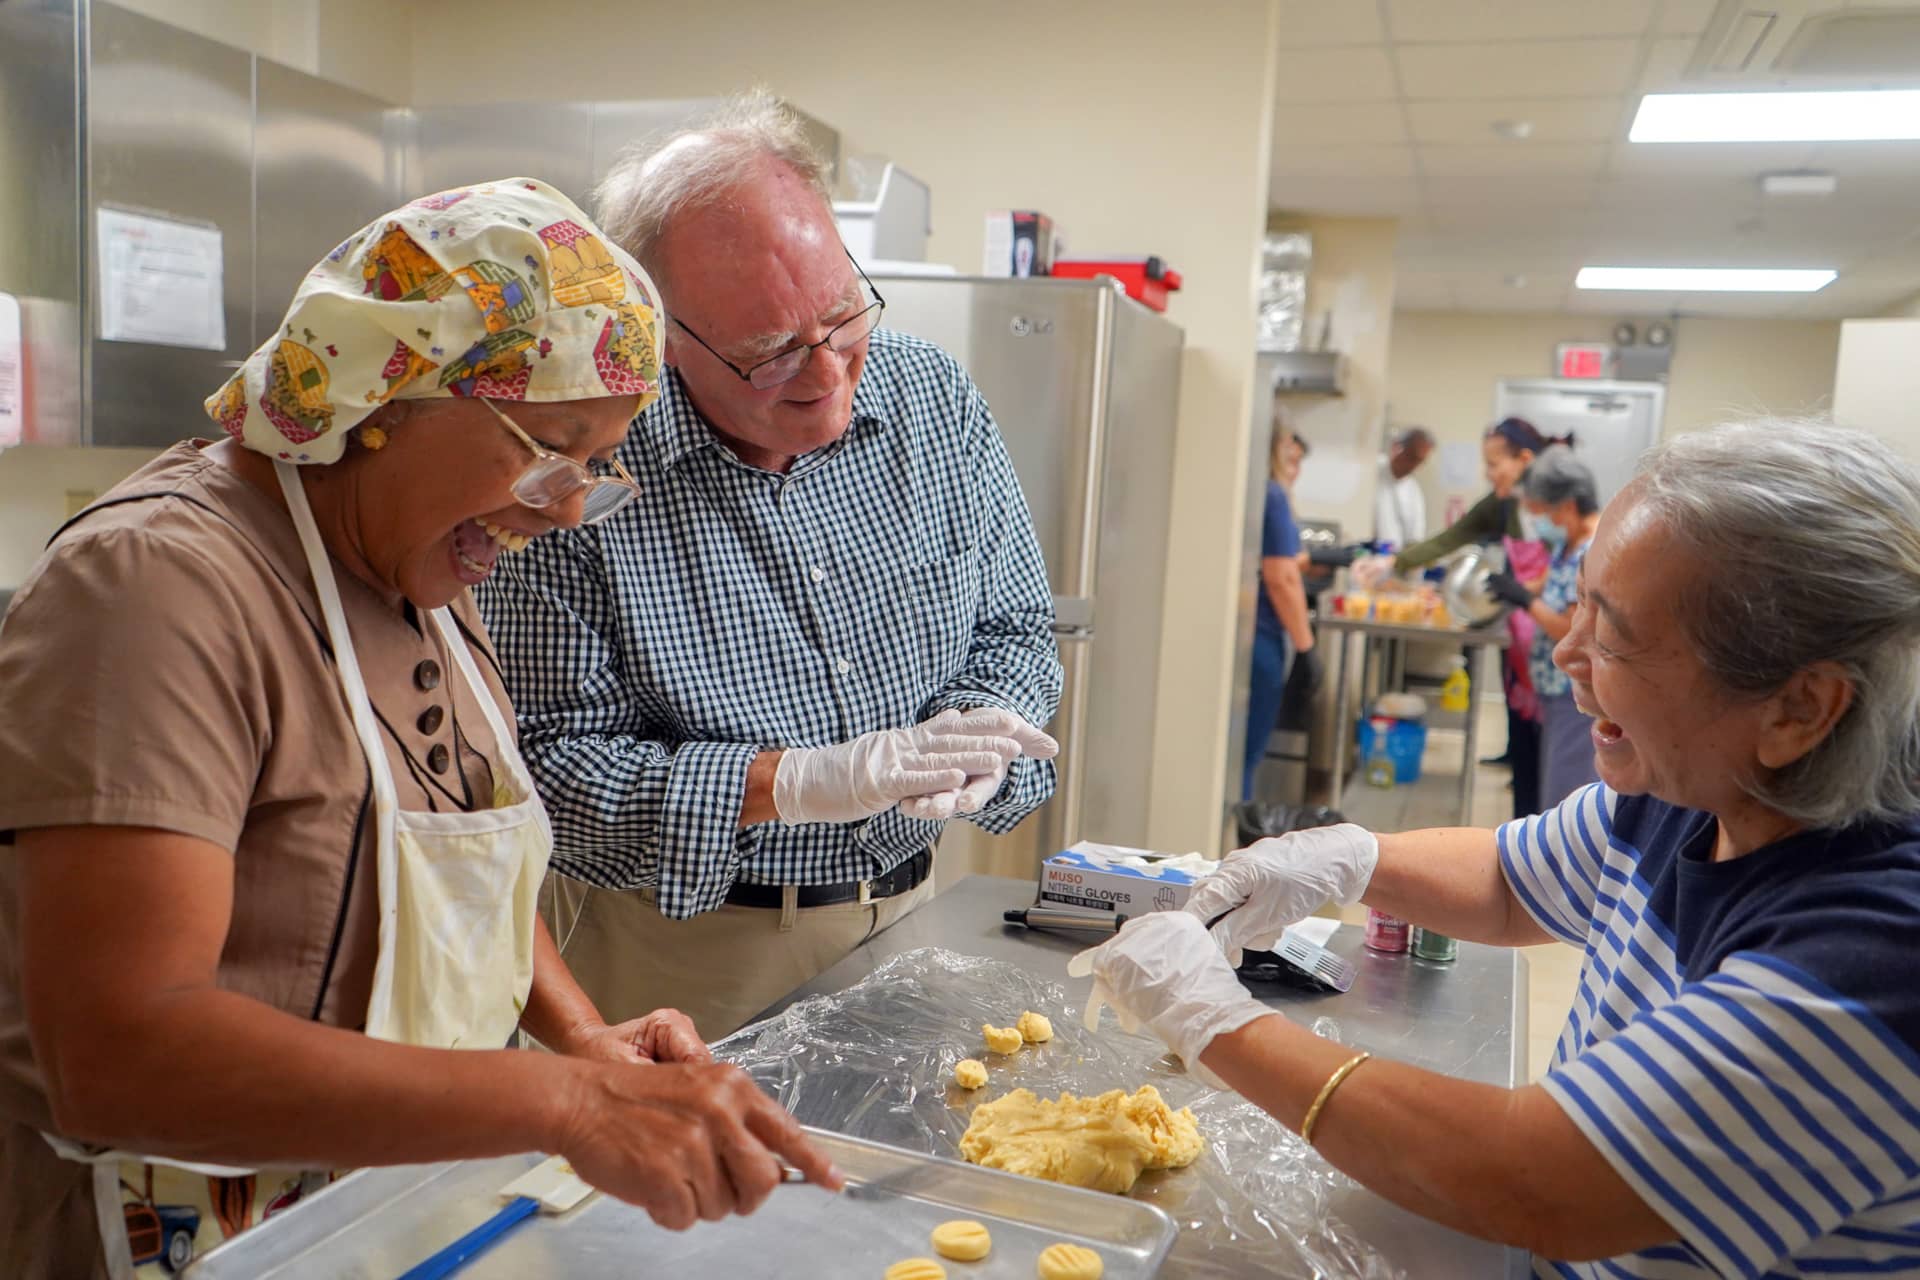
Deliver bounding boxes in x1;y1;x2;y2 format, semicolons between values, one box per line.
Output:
1232;800;1347;849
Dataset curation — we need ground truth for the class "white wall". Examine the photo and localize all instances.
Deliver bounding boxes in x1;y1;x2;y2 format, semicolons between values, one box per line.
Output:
1833;318;1920;462
407;0;1283;855
1385;311;1842;519
1279;216;1399;541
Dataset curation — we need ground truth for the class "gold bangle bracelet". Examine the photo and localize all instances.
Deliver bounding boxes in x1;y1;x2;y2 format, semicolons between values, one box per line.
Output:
1300;1051;1372;1147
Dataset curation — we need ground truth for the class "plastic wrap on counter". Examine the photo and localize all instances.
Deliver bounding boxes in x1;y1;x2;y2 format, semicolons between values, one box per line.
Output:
713;948;1402;1280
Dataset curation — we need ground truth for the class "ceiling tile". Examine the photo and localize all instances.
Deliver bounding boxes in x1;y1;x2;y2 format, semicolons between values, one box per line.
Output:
1420;141;1610;176
1636;35;1704;93
1273;46;1399;102
1405;97;1626;143
1422;173;1602;205
1396;39;1642;99
1275;0;1385;47
1806;141;1920;178
1607;141;1821;176
1385;0;1657;43
1270;144;1417;178
1271;100;1410;145
1268;176;1426;217
1657;0;1719;36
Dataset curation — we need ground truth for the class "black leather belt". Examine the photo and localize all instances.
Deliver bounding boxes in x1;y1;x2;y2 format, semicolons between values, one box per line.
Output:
724;848;933;910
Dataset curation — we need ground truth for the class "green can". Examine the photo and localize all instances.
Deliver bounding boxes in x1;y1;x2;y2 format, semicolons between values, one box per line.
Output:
1411;926;1458;963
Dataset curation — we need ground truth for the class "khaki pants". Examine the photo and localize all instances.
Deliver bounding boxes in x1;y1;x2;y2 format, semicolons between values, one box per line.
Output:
542;872;937;1042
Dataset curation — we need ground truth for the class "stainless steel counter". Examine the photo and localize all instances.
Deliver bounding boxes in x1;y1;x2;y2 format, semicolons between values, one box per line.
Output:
760;875;1532;1279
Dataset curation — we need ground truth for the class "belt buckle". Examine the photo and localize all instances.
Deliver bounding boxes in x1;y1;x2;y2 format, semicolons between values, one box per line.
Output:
858;878;874;906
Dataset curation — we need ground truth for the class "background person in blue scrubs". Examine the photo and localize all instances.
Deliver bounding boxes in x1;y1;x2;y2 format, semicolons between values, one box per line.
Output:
1243;410;1316;800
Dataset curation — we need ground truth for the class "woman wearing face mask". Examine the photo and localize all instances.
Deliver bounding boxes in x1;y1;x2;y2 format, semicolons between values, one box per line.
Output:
1354;417;1568;817
1484;448;1604;809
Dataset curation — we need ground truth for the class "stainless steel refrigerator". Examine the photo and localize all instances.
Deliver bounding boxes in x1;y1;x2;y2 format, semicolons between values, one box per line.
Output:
871;274;1185;878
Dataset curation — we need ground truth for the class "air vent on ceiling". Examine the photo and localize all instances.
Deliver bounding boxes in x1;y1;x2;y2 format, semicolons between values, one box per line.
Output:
1689;1;1920;83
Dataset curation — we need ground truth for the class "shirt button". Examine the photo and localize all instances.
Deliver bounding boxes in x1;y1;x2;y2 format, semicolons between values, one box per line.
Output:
414;659;442;691
809;566;825;583
417;705;445;735
835;657;851;675
427;743;451;774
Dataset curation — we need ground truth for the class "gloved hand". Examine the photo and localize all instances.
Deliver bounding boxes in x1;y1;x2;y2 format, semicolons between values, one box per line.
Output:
896;709;1059;821
1350;554;1396;590
772;710;1034;825
1307;543;1362;569
1485;569;1535;608
1182;824;1380;965
1276;646;1323;732
1067;912;1276;1090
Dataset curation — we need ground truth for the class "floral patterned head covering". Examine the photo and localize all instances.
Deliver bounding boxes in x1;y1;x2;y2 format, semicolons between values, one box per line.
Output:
206;177;664;464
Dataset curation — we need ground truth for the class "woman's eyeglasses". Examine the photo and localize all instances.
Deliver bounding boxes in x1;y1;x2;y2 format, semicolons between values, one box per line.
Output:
481;398;639;525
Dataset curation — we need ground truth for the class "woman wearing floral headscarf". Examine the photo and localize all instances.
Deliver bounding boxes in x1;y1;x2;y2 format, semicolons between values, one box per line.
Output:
0;180;894;1278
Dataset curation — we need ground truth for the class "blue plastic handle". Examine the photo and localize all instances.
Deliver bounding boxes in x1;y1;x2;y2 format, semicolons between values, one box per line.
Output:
395;1195;540;1280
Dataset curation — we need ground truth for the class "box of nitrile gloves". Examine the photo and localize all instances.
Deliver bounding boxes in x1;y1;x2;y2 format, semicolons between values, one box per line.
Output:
1038;842;1219;917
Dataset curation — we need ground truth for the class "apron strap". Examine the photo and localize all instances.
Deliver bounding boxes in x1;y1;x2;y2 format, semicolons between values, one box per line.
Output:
272;461;404;1036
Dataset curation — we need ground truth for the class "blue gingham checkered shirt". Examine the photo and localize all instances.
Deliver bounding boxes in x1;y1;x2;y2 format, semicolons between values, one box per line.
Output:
477;329;1061;918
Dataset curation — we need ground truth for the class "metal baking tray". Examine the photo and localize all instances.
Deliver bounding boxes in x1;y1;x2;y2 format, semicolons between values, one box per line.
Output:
185;1127;1178;1278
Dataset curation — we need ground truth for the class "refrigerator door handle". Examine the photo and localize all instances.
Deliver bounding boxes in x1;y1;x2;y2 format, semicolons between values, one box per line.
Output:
1049;630;1093;852
1052;594;1095;632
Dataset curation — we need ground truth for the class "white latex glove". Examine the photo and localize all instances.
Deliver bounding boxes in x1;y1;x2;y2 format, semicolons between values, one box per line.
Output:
1350;554;1395;590
896;709;1059;821
1067;911;1276;1090
1182;824;1380;966
772;710;1032;825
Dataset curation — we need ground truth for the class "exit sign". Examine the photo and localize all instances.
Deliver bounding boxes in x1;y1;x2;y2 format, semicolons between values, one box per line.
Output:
1556;343;1612;379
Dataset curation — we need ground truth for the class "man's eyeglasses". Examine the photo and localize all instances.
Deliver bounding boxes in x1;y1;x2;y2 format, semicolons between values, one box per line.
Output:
481;398;640;525
671;251;886;391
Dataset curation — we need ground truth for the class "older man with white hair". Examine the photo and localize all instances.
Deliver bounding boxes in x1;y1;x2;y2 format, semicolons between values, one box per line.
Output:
479;94;1062;1038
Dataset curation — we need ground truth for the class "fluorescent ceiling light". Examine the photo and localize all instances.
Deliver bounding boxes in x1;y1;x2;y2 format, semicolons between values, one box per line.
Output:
1631;90;1920;142
1576;267;1837;293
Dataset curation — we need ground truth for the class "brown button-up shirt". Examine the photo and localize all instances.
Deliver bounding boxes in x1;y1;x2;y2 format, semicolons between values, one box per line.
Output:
0;441;516;1277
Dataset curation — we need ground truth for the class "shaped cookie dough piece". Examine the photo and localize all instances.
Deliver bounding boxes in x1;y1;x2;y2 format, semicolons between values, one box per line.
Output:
1016;1010;1053;1043
982;1022;1025;1055
953;1058;989;1090
930;1218;993;1261
1036;1242;1104;1280
958;1085;1203;1194
885;1259;946;1280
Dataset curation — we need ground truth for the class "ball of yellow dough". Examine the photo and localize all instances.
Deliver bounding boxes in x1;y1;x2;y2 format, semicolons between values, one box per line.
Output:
885;1259;946;1280
1036;1242;1104;1280
1016;1010;1053;1044
930;1218;993;1261
953;1058;989;1090
982;1022;1024;1055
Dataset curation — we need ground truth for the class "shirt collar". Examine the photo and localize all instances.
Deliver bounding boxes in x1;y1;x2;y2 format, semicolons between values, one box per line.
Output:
640;359;893;474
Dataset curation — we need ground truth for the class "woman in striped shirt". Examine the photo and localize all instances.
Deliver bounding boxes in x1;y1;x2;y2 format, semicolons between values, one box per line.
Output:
1077;420;1920;1278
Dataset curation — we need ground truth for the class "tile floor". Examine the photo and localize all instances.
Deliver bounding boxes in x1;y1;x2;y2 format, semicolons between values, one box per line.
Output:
1332;694;1581;1081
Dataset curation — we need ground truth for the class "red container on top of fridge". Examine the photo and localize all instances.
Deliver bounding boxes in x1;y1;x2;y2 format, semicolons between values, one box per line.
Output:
1049;256;1183;312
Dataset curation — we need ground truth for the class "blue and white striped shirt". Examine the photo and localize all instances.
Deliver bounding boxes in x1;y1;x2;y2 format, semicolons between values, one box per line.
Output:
1501;784;1920;1278
477;329;1061;919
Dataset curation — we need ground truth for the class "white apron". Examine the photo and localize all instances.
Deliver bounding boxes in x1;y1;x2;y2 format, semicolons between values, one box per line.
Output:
45;462;553;1276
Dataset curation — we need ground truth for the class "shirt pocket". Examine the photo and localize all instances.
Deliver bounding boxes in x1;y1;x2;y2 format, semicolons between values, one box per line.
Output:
896;550;983;693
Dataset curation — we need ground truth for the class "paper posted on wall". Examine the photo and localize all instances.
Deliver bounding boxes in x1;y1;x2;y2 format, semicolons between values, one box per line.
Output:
96;207;226;351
